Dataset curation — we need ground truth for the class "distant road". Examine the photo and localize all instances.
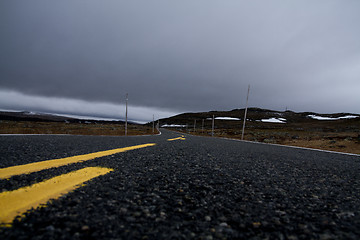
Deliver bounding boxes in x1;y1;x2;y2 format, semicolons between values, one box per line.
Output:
0;130;359;239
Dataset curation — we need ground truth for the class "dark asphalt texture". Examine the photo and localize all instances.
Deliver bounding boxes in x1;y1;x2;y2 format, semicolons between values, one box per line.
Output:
0;129;359;239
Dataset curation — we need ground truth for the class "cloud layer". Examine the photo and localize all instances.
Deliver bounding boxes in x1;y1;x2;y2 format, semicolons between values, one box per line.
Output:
1;0;359;116
0;90;177;123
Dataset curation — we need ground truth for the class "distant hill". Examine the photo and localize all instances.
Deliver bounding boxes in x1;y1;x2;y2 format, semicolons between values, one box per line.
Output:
151;108;360;154
156;108;359;124
153;108;360;132
0;111;127;124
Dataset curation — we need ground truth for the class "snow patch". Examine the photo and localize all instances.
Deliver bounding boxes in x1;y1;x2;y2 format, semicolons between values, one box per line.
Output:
161;124;186;127
206;117;241;120
308;115;359;120
216;117;241;120
24;111;37;115
260;118;286;123
51;113;122;122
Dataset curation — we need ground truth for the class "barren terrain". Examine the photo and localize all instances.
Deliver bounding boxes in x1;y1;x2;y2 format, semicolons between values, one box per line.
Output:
0;111;156;136
158;108;360;155
1;109;359;154
0;120;155;136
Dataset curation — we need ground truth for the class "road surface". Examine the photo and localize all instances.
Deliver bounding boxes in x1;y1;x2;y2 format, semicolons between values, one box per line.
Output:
0;129;359;239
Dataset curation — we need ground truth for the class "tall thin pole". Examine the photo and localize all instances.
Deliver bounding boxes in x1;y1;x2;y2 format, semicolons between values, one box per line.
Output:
152;114;155;134
202;119;204;133
125;93;128;136
212;115;215;137
194;119;196;132
241;85;250;140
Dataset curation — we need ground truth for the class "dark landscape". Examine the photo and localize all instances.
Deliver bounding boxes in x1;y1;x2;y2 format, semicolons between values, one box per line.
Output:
0;111;155;136
1;110;359;239
156;108;360;155
1;109;359;155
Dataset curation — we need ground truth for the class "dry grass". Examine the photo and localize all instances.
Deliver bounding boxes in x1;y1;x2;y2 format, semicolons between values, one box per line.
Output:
177;128;360;155
156;108;359;155
0;121;158;136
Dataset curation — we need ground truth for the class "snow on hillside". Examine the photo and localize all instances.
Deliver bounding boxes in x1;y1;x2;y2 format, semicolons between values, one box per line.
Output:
52;113;122;121
308;115;359;120
161;124;186;127
259;118;286;123
206;117;241;120
216;117;241;120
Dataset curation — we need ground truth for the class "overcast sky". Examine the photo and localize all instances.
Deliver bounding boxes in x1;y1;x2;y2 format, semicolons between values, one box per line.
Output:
1;0;359;122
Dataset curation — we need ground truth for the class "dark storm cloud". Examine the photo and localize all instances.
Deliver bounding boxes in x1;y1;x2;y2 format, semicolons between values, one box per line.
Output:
1;0;359;116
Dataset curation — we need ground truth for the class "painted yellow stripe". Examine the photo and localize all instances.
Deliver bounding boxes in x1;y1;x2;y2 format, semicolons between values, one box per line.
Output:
0;143;156;179
0;167;113;226
167;137;185;141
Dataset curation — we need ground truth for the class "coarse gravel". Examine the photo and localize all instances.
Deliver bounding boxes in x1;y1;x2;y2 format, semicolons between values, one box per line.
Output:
0;129;359;239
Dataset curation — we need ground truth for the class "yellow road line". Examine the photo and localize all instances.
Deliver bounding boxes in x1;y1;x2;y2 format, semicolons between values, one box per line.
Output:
167;136;186;141
0;143;156;179
0;167;113;226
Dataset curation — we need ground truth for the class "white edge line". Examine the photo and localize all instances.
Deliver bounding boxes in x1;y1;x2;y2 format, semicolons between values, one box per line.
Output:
169;130;359;157
220;137;360;157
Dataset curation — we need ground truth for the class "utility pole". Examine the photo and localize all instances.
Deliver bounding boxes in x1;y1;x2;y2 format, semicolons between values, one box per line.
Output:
212;115;215;137
194;119;196;132
125;93;128;136
152;114;155;134
241;85;250;140
202;119;204;133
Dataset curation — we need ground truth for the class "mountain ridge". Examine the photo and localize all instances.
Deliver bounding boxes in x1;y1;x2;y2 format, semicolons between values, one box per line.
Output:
0;111;128;124
152;108;360;154
155;107;360;126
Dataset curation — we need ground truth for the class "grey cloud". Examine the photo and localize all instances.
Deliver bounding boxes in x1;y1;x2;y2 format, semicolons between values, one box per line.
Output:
0;0;359;115
0;90;177;123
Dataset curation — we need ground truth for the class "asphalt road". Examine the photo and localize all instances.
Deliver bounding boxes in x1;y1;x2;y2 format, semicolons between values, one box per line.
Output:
0;129;359;239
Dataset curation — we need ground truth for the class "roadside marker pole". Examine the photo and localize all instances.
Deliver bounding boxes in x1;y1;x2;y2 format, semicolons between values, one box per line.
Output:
125;93;128;136
152;115;155;134
202;119;204;133
212;115;215;137
241;85;250;140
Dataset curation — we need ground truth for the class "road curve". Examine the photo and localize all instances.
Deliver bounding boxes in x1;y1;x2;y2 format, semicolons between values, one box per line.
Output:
0;129;359;239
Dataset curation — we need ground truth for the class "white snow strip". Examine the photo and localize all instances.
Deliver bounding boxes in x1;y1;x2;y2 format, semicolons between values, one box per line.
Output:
41;113;147;124
215;117;241;120
24;111;37;115
161;124;186;127
52;113;122;122
339;115;359;119
205;117;241;120
260;118;286;123
308;115;359;120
